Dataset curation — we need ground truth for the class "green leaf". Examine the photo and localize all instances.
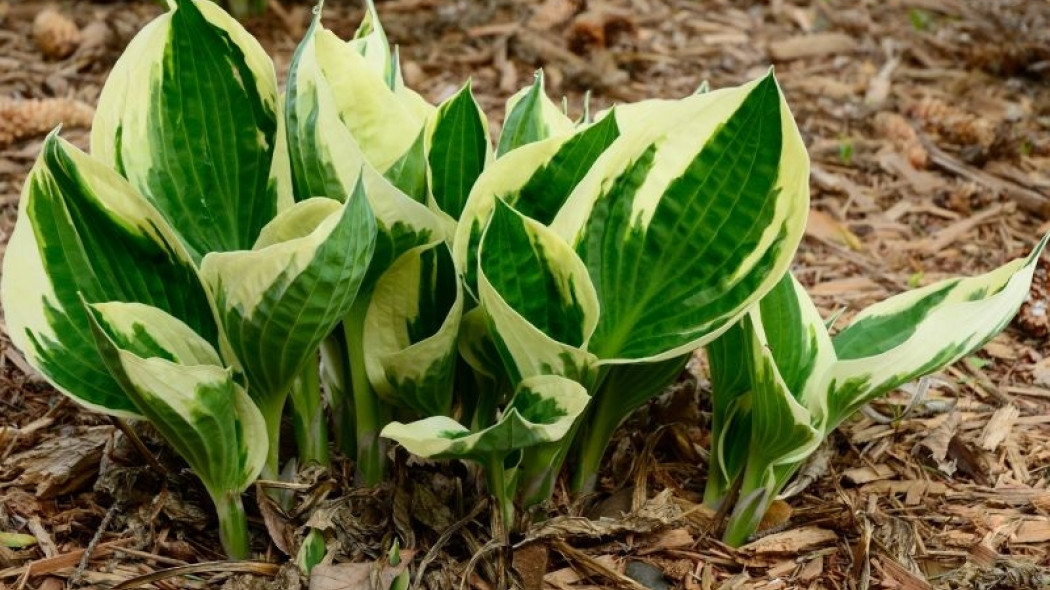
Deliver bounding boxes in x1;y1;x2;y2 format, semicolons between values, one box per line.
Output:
822;234;1049;428
0;533;37;549
91;0;286;262
383;129;428;202
199;184;377;407
364;241;463;417
348;0;393;85
709;238;1047;545
705;273;834;507
285;11;444;286
456;307;506;382
703;320;753;506
477;200;599;384
427;82;490;220
0;133;215;416
497;70;573;156
380;374;589;461
85;301;267;499
454;112;620;295
315;25;429;173
552;72;809;362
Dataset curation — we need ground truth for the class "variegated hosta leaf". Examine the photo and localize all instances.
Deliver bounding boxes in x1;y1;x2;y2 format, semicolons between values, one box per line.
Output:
497;70;574;156
703;319;752;506
426;82;491;222
477;200;599;385
314;24;428;173
457;307;507;382
821;235;1049;429
363;241;463;417
347;0;394;86
285;10;431;201
722;310;821;546
91;0;287;263
285;14;442;283
551;71;809;363
453;112;621;295
199;186;376;407
704;272;832;506
380;374;590;461
85;301;267;498
0;133;215;416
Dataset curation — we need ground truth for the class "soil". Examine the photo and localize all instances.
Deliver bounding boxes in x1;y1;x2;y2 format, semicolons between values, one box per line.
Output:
1;0;1049;589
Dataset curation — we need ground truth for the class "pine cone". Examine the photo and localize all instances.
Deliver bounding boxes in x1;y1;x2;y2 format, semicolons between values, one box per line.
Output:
908;97;998;151
33;7;81;60
873;111;928;169
0;98;95;148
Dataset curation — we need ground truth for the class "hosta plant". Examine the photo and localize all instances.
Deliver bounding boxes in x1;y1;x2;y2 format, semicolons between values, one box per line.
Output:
1;0;376;558
705;236;1048;546
9;0;1042;570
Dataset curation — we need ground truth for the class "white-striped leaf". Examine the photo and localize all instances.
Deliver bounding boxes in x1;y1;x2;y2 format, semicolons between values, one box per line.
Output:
721;309;821;546
199;186;376;408
497;70;574;156
91;0;286;263
426;82;491;221
705;272;833;507
347;0;394;86
477;200;599;385
380;374;590;461
551;71;809;363
703;320;752;506
708;240;1046;545
314;26;428;174
457;307;506;382
0;133;215;417
453;112;620;295
821;235;1049;429
363;241;463;417
85;301;266;500
284;15;443;285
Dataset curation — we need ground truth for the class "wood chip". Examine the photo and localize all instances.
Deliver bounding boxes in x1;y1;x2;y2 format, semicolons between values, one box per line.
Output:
874;555;933;590
768;32;858;61
808;276;883;296
843;464;895;485
1013;520;1050;544
978;404;1019;451
860;480;948;497
741;526;837;554
806;208;862;249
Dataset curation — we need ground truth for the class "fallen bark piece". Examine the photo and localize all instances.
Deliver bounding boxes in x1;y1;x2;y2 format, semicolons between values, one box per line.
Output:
6;426;112;499
978;404;1019;451
769;32;857;61
1013;519;1050;543
741;526;837;555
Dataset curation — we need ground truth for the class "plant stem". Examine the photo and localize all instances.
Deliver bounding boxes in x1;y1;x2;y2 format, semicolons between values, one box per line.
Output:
321;329;356;458
722;461;803;546
485;453;515;590
345;302;387;485
485;454;515;545
213;490;250;560
256;393;287;480
570;390;620;494
290;353;330;467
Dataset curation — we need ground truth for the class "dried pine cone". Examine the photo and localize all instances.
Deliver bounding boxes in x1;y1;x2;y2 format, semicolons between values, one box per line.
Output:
907;97;998;152
0;98;95;148
33;7;81;60
873;111;928;169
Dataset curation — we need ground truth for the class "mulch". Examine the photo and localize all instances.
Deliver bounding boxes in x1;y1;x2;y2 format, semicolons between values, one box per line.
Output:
1;0;1048;588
